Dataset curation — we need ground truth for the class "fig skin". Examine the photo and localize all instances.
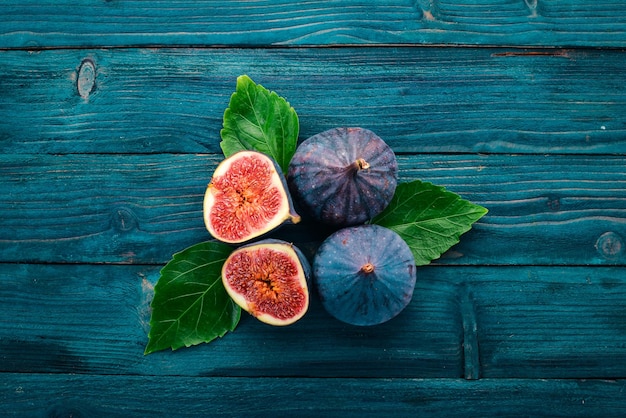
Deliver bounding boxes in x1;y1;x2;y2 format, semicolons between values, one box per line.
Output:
222;239;311;326
313;225;416;326
287;127;397;226
203;150;300;244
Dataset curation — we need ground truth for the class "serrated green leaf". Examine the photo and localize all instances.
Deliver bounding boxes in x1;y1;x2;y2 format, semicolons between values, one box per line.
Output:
220;74;299;173
370;180;488;266
144;241;240;354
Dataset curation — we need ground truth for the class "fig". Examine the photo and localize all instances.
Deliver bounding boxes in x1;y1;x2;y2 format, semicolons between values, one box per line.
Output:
313;225;416;326
287;127;397;226
222;239;311;326
203;150;300;244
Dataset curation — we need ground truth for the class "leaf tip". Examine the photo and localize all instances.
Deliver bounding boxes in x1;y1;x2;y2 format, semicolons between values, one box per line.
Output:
233;72;254;90
237;74;253;84
143;339;158;356
473;203;489;220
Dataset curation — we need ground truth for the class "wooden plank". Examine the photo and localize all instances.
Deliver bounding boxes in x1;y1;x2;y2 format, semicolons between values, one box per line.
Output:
1;47;626;155
2;153;625;266
1;375;626;417
1;263;624;379
0;263;463;378
438;266;626;379
5;374;626;417
1;1;626;48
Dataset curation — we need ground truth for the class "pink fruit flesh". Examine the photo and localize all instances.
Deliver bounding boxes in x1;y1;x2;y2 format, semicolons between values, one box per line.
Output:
209;155;282;242
223;247;307;321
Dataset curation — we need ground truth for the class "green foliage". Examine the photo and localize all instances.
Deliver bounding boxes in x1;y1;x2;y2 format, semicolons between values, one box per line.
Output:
370;180;488;266
144;241;240;354
220;75;299;173
145;77;488;353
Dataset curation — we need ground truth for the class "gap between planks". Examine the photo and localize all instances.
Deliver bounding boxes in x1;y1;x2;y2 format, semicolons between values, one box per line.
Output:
459;283;481;380
1;44;614;52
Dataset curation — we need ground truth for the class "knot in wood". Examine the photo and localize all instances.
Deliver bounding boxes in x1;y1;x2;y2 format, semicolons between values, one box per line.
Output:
595;232;624;260
112;207;138;232
77;58;96;99
546;197;560;211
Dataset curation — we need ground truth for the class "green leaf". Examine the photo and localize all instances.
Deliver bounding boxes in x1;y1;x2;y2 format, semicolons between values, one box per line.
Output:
144;241;240;354
370;180;488;266
220;74;299;173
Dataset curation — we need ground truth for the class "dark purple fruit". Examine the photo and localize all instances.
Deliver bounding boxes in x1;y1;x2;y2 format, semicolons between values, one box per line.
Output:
203;150;300;244
287;127;397;226
313;225;416;326
222;239;311;326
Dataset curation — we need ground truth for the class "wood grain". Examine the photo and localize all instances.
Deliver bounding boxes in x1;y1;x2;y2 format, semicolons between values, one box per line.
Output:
2;374;625;417
2;1;626;412
1;47;625;155
1;0;625;48
2;153;624;265
1;264;624;379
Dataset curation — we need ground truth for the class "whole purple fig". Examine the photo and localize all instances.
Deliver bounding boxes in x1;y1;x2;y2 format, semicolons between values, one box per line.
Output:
287;127;397;226
313;225;416;326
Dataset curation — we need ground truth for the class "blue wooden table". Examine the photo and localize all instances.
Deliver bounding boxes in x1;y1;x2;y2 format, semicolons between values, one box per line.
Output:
1;1;626;416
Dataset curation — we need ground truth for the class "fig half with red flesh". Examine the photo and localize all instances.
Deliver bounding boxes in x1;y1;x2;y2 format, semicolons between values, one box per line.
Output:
203;150;300;244
222;239;311;326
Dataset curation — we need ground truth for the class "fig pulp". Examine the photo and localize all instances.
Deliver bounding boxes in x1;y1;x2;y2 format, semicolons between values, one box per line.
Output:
287;127;397;226
313;225;416;326
222;239;311;326
203;151;300;244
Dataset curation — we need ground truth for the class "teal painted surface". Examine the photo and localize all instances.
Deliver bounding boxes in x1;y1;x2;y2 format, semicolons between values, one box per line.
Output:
1;1;626;416
2;154;625;265
1;264;624;380
1;48;625;155
1;0;626;48
2;375;626;417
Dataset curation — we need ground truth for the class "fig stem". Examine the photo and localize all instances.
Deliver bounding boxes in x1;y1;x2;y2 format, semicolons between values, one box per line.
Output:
361;263;375;274
355;158;370;170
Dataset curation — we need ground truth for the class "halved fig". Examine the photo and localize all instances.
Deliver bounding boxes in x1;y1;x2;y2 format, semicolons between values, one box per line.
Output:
203;151;300;244
222;239;311;326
